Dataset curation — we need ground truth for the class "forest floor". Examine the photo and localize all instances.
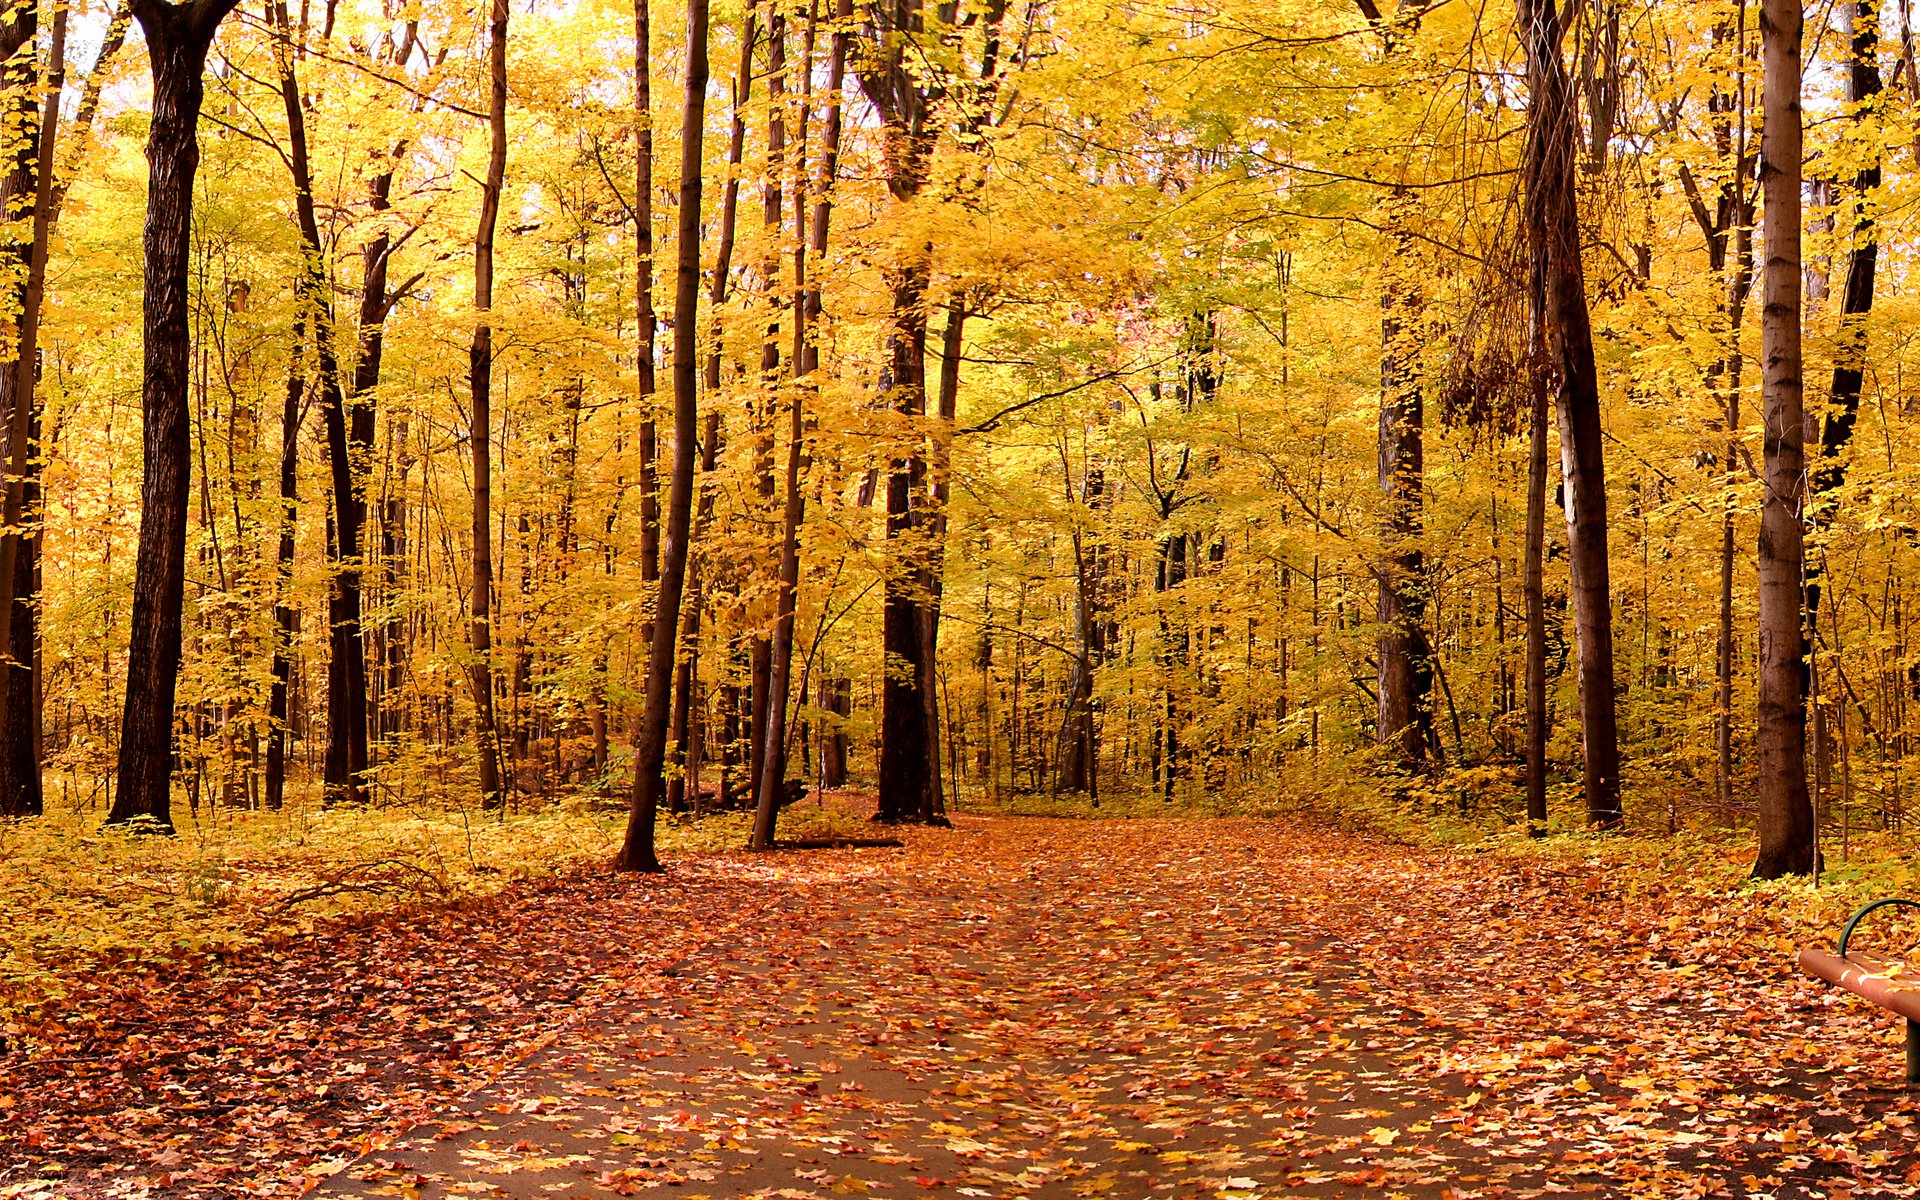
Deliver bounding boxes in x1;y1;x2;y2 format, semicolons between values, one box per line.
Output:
5;809;1920;1200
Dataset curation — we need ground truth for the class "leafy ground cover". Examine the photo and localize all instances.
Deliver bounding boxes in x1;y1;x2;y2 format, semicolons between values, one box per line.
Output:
0;792;867;1020
5;806;1920;1198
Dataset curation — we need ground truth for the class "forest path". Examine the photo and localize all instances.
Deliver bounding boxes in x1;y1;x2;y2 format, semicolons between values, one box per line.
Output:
309;814;1915;1200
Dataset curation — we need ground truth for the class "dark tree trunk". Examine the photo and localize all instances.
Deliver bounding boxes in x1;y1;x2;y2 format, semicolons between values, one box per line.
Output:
110;0;243;829
272;0;368;807
0;0;58;817
1520;0;1621;827
1523;314;1549;834
753;0;841;849
666;410;722;815
858;0;943;825
1813;0;1880;502
468;0;508;810
618;0;709;871
266;316;304;812
635;0;659;583
747;8;788;813
875;261;937;823
1375;210;1432;771
1754;0;1815;877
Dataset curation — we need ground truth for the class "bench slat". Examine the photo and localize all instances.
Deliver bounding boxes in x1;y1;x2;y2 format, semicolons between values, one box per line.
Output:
1799;947;1920;1023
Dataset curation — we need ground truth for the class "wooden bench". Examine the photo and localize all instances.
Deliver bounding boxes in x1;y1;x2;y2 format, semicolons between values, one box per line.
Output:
1798;898;1920;1083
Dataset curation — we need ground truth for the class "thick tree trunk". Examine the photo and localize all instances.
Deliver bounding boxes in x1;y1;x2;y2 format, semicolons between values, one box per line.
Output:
618;0;708;871
1521;0;1621;827
110;0;242;829
859;0;943;825
1754;0;1816;877
1375;213;1431;770
875;261;938;823
468;0;508;810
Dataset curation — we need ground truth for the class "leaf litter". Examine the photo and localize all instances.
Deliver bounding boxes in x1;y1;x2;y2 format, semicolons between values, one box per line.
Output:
4;814;1919;1198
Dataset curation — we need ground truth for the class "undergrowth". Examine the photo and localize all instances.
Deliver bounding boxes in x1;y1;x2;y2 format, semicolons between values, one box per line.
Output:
0;784;873;1020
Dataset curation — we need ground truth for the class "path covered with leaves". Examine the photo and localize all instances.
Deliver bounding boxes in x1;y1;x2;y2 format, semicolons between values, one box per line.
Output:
6;815;1920;1199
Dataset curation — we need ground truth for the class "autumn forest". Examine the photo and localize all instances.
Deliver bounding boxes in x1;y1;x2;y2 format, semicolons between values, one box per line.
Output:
8;0;1920;1192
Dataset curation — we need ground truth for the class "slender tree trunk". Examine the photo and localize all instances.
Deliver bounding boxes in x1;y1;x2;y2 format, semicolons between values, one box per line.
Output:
1754;0;1816;877
1808;0;1881;623
747;9;788;810
110;0;243;829
0;0;62;816
1524;307;1549;835
272;0;369;806
468;0;508;810
618;0;709;871
634;0;659;585
1521;0;1621;827
266;316;304;811
875;259;936;821
752;0;841;849
667;410;722;814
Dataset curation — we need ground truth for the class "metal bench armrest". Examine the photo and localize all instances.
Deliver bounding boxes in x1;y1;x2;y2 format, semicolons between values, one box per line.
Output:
1839;898;1920;958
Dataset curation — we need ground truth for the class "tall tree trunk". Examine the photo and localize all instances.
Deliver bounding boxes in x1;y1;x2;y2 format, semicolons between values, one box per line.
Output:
1375;200;1431;771
1753;0;1816;877
859;0;942;825
666;410;722;814
747;8;788;810
468;0;508;810
875;259;935;821
1523;304;1549;835
1521;0;1622;827
617;0;708;871
634;0;659;591
752;0;842;849
0;0;62;817
272;0;369;807
110;0;243;829
266;315;304;811
355;26;419;747
1808;0;1881;618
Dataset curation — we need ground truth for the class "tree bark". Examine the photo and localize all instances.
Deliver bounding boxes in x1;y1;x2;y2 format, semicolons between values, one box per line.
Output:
272;0;368;807
635;0;658;583
1523;314;1549;834
266;314;304;812
1521;0;1621;827
1753;0;1816;877
109;0;243;829
618;0;708;871
1375;203;1432;771
747;8;788;811
752;0;843;849
0;0;61;816
468;0;508;810
858;0;943;825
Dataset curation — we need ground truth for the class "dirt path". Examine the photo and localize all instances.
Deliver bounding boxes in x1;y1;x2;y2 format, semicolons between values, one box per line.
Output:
11;814;1920;1199
308;817;1920;1200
